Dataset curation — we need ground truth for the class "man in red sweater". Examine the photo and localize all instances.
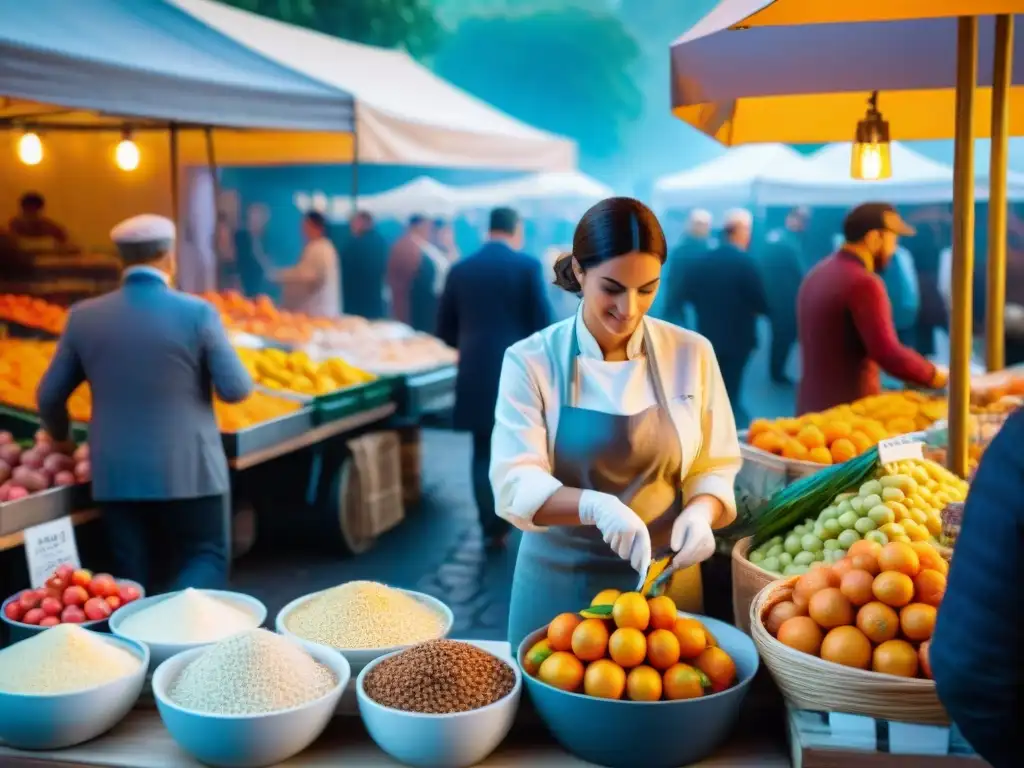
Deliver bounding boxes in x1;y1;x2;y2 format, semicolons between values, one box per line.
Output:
797;203;947;414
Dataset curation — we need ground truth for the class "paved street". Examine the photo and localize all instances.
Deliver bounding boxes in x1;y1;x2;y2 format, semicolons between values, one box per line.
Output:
233;323;796;641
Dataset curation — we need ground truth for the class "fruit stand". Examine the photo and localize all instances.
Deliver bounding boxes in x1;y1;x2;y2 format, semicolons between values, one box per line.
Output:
0;292;460;568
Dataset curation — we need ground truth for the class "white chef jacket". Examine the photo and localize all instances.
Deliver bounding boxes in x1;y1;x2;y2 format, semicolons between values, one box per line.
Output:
490;305;742;533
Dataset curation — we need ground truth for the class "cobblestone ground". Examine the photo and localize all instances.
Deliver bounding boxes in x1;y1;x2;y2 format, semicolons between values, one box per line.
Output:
233;326;794;641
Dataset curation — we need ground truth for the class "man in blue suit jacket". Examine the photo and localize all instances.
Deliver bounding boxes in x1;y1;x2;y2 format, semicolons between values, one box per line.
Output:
437;208;552;547
930;408;1023;768
37;214;254;591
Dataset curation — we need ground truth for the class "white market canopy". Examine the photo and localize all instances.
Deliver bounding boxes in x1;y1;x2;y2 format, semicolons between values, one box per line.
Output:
651;143;811;211
358;177;465;220
168;0;577;171
459;171;615;219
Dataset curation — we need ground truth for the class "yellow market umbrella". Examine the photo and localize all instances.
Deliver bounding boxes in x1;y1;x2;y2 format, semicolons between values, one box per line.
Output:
670;7;1021;476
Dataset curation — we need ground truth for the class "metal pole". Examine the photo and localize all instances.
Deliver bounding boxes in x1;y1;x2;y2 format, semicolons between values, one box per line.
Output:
949;16;978;479
350;104;360;216
169;124;180;224
986;15;1014;372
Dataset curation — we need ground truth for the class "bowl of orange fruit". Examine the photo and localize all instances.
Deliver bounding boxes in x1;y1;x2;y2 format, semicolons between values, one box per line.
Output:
517;590;758;768
751;539;949;725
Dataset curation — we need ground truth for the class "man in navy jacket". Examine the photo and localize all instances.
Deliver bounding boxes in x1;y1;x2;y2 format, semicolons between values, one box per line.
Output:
931;408;1023;768
437;208;552;547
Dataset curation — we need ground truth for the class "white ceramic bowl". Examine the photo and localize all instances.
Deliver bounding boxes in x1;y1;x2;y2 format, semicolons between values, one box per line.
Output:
275;586;454;675
356;644;521;768
0;633;149;750
110;589;267;671
152;639;349;768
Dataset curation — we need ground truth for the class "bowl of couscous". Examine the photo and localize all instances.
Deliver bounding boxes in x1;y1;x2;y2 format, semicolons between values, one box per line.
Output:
152;629;348;768
275;580;453;675
0;624;149;749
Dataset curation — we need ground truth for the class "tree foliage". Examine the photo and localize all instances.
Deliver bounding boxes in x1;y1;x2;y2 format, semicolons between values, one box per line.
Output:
217;0;444;58
431;8;643;160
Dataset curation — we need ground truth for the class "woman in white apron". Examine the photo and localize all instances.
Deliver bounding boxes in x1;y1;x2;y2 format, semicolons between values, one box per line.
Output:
490;198;743;650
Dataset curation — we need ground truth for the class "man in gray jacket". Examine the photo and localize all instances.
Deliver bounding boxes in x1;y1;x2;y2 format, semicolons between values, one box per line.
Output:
37;214;253;591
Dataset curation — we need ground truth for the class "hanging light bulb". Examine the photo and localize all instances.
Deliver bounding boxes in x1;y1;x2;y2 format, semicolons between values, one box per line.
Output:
17;131;43;166
115;130;140;171
851;91;892;181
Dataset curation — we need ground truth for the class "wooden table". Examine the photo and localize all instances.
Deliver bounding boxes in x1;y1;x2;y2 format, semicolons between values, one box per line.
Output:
0;510;99;553
0;641;789;768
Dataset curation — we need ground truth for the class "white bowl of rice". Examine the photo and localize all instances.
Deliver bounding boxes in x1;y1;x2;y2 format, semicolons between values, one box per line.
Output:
152;628;348;767
110;588;267;672
275;581;453;675
0;624;149;749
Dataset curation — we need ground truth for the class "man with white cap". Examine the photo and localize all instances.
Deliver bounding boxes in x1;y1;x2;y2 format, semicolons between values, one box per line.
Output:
37;214;254;592
654;208;714;327
680;208;769;426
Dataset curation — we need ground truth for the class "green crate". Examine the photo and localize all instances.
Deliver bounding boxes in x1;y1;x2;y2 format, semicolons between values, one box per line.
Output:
0;403;89;442
311;376;398;425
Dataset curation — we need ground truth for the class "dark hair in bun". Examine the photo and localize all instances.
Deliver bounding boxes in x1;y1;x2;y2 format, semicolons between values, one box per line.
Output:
552;197;667;295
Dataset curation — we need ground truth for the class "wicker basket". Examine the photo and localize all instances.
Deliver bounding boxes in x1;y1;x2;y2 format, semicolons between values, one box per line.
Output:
730;537;777;633
750;579;949;725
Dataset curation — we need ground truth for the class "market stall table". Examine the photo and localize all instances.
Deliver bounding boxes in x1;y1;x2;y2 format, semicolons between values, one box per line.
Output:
0;640;788;768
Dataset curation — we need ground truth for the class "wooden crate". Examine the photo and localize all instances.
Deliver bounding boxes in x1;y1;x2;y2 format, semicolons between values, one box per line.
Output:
788;704;988;768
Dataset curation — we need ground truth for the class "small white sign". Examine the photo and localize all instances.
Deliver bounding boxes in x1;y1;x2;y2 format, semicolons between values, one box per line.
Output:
24;516;81;589
877;435;925;465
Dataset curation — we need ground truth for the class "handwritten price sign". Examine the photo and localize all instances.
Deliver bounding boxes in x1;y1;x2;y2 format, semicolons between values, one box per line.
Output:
24;517;81;588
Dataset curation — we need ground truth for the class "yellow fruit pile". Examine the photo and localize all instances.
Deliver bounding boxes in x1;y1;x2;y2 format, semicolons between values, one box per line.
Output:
523;591;739;701
235;347;375;397
763;540;947;679
0;339;299;432
0;340;92;422
748;392;946;465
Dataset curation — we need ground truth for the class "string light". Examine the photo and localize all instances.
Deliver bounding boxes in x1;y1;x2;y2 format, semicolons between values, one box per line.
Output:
115;130;140;171
17;132;43;166
851;91;892;181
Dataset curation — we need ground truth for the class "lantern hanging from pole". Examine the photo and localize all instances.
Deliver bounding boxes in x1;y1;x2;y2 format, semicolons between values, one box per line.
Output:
851;91;892;181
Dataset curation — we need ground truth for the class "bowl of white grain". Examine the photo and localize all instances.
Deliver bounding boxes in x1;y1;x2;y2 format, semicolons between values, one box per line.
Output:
275;580;453;675
111;588;266;672
152;628;348;768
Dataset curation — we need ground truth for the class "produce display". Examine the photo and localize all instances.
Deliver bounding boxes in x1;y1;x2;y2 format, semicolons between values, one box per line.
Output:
970;373;1024;409
0;340;92;421
116;588;260;644
0;431;90;502
304;325;458;375
747;459;966;577
3;564;141;626
0;338;301;432
0;623;141;694
747;392;945;465
523;590;738;701
363;639;516;714
283;581;448;649
202;291;345;344
0;294;67;335
168;629;336;715
234;347;375;397
761;539;947;679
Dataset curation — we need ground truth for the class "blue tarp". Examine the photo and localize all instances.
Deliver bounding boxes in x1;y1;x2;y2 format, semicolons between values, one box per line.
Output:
0;0;353;131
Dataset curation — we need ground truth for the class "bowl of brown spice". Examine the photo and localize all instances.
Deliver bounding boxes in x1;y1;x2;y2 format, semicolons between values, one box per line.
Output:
356;639;521;768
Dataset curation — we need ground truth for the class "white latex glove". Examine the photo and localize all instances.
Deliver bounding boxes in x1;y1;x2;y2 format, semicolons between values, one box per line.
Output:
669;498;718;572
578;490;652;578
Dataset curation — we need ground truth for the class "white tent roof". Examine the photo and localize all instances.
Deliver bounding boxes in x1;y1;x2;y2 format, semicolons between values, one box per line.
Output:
360;177;464;220
169;0;576;171
766;142;1024;205
651;144;812;210
459;171;614;219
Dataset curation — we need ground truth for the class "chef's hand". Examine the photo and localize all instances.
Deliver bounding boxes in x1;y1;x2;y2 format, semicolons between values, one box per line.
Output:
578;490;651;577
670;497;718;571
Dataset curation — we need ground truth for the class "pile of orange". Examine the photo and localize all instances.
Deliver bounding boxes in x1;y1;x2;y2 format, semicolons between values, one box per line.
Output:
0;294;68;335
747;392;946;465
523;591;739;701
201;291;338;344
763;540;947;679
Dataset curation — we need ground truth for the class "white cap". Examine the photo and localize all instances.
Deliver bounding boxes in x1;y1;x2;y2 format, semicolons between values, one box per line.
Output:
110;214;175;245
724;208;753;229
688;208;712;226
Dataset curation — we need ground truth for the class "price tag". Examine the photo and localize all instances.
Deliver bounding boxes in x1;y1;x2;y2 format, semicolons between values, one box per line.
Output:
877;435;925;465
23;516;81;589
